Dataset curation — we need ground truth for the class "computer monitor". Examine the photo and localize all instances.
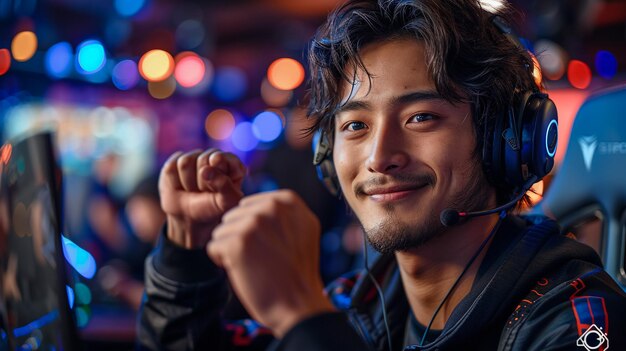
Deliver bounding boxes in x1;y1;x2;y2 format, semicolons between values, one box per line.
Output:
0;131;80;351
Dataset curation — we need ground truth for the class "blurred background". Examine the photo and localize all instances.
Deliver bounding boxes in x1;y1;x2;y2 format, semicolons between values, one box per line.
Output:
1;0;625;349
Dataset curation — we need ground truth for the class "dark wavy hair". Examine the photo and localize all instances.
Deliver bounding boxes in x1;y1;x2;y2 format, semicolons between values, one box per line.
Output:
306;0;537;205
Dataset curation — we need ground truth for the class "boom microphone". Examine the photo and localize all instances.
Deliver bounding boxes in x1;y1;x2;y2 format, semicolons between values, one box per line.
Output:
440;175;538;227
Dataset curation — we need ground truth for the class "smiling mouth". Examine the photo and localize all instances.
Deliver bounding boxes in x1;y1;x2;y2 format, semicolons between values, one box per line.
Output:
364;184;429;203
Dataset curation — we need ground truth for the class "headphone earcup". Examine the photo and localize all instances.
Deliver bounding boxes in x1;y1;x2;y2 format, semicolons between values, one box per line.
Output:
487;91;558;188
521;94;558;180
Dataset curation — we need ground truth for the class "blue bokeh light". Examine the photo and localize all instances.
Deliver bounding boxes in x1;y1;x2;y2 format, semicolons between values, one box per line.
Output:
62;235;97;279
84;62;111;83
231;122;259;152
595;50;617;80
112;59;140;90
66;285;75;309
76;40;106;74
114;0;146;17
252;111;283;142
45;42;73;79
211;66;248;102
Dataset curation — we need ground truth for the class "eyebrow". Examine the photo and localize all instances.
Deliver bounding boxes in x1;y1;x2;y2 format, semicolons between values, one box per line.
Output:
334;90;447;115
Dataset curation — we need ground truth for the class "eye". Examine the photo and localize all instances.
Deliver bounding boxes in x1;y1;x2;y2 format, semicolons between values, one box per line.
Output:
408;113;436;124
344;121;367;132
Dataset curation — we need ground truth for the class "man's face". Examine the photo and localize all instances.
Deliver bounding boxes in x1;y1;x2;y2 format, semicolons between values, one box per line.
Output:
333;38;495;253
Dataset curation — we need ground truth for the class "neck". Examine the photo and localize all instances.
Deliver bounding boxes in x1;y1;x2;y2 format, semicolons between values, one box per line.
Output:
396;213;501;330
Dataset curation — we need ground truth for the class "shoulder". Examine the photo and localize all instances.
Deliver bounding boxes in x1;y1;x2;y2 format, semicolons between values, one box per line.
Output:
502;265;625;351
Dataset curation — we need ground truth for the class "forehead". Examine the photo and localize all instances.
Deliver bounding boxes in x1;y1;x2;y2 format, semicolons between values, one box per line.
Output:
339;37;433;102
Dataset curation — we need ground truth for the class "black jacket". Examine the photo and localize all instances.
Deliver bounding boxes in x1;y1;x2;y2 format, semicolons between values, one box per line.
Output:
137;216;626;350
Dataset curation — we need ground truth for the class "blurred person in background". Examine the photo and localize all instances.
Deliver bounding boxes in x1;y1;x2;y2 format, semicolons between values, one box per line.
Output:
97;175;164;311
85;152;129;261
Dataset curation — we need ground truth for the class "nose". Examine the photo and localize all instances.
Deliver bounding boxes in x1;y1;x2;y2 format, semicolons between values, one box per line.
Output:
365;125;410;174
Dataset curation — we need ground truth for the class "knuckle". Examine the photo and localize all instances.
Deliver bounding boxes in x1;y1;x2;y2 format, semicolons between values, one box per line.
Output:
265;198;280;213
279;189;298;200
277;189;302;207
177;154;196;170
164;153;181;170
200;148;219;160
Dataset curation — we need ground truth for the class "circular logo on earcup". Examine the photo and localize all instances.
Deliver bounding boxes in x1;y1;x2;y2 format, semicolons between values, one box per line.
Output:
545;119;558;157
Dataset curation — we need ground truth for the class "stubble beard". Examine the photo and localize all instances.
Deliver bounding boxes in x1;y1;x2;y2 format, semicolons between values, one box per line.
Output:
358;162;492;254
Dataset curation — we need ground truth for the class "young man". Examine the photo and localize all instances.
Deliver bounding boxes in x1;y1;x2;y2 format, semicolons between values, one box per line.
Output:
138;1;626;350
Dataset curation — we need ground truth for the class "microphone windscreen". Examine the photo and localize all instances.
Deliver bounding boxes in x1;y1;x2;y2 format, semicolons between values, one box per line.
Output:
440;209;461;227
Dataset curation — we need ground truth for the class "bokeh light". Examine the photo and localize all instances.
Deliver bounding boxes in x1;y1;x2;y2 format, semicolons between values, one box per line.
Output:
62;235;97;279
175;19;205;50
83;63;111;83
480;0;506;14
139;49;174;82
75;283;92;305
112;59;140;90
75;306;90;328
205;109;236;140
535;40;566;81
267;58;305;90
114;0;146;17
567;60;592;90
212;66;248;102
66;286;75;309
11;31;38;62
45;42;73;78
260;78;293;107
76;40;106;74
174;53;205;88
231;122;259;152
0;143;12;164
0;49;11;76
595;50;617;80
148;76;176;99
252;111;283;142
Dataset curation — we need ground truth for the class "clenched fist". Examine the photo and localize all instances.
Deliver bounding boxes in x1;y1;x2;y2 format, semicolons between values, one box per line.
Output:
207;190;336;337
159;149;245;249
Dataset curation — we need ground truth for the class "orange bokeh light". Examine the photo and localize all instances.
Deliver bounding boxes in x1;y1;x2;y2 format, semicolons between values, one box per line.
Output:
11;31;37;62
148;77;177;99
567;60;592;90
205;109;236;140
0;143;12;165
267;58;305;90
139;49;175;82
0;49;10;76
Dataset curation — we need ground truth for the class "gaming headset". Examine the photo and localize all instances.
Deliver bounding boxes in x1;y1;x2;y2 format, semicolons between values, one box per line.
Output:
312;15;559;199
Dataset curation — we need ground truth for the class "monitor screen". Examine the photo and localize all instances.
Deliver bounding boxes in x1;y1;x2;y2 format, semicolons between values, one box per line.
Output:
0;132;79;351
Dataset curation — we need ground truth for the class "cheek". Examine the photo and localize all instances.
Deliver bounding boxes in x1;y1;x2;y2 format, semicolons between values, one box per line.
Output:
332;141;360;196
422;129;478;184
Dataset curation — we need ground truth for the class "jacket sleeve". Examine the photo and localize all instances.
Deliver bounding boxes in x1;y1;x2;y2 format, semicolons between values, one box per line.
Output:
269;312;374;351
505;269;626;351
137;231;275;351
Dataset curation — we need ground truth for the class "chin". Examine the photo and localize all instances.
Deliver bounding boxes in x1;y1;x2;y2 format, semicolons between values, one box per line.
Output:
362;215;444;254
